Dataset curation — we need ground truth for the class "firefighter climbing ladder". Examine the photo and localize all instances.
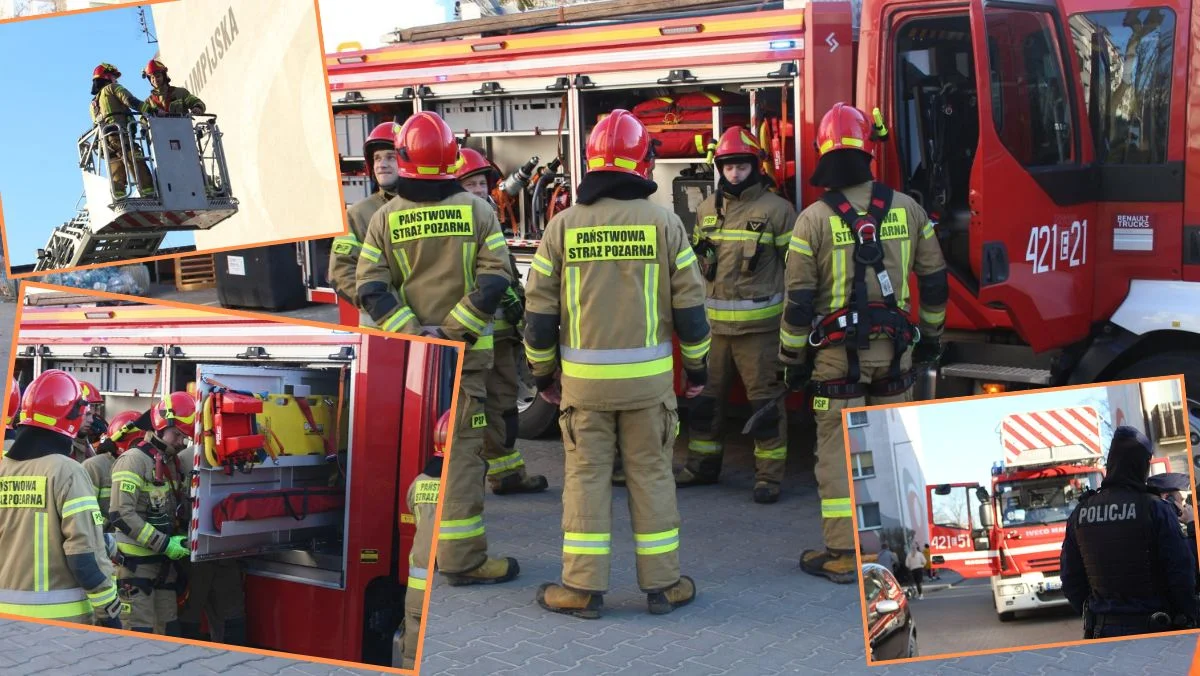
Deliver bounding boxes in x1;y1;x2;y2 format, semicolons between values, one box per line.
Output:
35;113;239;272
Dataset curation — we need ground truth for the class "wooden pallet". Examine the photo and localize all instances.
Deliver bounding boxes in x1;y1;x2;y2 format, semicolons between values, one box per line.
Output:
174;253;217;292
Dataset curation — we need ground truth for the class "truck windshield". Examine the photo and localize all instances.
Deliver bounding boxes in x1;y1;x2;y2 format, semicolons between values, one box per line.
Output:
996;472;1103;527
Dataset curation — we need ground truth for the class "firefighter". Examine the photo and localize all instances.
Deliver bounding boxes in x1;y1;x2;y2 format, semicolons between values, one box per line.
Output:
781;103;948;583
678;126;796;503
140;59;205;116
109;392;195;635
398;409;449;670
331;122;402;328
0;370;122;628
356;110;520;586
176;442;246;645
70;380;106;463
90;62;156;201
524;109;710;618
4;378;19;453
1061;427;1199;638
456;147;549;496
81;409;145;530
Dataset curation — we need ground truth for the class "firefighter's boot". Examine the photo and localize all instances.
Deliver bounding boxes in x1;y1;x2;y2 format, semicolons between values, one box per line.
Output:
674;457;721;487
491;471;549;495
647;575;696;615
753;481;781;504
536;583;603;619
442;556;520;586
800;549;857;584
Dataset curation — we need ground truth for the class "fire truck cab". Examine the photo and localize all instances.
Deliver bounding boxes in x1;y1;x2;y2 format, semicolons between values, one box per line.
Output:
14;301;451;666
36;114;239;272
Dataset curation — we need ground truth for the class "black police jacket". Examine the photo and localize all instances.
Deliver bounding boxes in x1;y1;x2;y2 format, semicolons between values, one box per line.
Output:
1060;485;1199;620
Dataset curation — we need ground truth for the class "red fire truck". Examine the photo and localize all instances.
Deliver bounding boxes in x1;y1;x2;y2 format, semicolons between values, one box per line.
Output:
927;405;1171;621
313;0;1198;442
13;300;456;667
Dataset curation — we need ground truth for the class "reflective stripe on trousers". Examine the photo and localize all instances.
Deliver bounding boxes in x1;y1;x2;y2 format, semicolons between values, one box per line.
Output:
407;565;428;591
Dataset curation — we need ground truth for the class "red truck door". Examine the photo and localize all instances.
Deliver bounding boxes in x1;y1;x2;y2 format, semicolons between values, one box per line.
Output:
966;0;1098;350
927;482;998;578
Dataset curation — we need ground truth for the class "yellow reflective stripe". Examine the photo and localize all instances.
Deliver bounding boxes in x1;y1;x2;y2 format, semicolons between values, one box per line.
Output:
634;528;680;556
679;336;710;360
439;516;485;540
494;317;513;330
841;137;864;148
407;575;427;591
566;267;582;348
360;242;382;263
381;307;416;333
531;254;554;277
789;236;813;257
468;334;495;351
705;303;783;323
922;221;936;240
754;446;787;461
485;232;507;251
563;532;611;555
526;344;557;364
694;134;705;154
87;584;118;608
62;496;100;519
920;308;946;325
774;232;791;247
561;355;673;380
830;249;847;311
111;471;144;488
688;439;722;454
675;247;696;270
708;230;772;243
487;451;526;475
463;242;477;292
97;488;111;499
450;304;488;336
34;513;47;592
32;413;58;427
819;140;834;154
136;523;157;546
117;541;156;556
588;156;639;171
780;329;809;349
416;165;447;175
822;497;853;518
644;263;659;347
0;599;92;619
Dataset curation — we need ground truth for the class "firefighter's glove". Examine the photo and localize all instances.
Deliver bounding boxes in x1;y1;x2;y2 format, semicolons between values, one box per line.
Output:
165;535;189;561
89;416;109;437
685;367;707;390
912;337;943;366
694;239;718;282
97;438;119;456
500;286;525;326
97;597;123;629
536;373;562;406
784;364;812;393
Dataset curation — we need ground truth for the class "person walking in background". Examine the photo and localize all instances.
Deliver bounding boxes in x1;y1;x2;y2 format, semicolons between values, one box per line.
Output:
906;544;926;599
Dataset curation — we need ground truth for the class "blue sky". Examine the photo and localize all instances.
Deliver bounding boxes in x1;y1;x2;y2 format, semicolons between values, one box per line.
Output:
0;5;194;266
916;385;1117;489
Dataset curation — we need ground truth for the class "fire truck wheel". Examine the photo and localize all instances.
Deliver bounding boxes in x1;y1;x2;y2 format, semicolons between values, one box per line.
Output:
1111;351;1200;452
517;390;559;439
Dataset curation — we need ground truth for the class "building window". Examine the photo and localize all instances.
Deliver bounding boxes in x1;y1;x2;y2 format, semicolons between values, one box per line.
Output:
858;502;883;531
1069;9;1175;165
846;411;869;428
851;452;876;480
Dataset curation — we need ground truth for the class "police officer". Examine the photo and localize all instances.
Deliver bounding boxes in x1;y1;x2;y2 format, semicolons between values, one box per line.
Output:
330;122;401;327
398;410;448;670
1061;427;1199;638
356;110;519;586
90;63;156;201
81;409;145;529
456;147;549;496
781;103;948;583
70;380;106;463
109;392;195;634
678;127;796;503
524;109;710;618
0;370;122;628
140;59;205;116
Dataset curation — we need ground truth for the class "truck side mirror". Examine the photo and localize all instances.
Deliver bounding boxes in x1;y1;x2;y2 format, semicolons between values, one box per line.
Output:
978;503;994;528
975;487;989;501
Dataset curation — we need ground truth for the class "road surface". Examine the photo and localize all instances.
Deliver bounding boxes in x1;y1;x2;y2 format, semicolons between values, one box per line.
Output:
913;578;1079;658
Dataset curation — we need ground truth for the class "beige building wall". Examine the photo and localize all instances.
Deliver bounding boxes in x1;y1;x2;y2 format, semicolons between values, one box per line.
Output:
152;0;345;250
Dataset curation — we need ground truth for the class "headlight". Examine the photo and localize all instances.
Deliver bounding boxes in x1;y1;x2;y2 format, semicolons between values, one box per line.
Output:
998;583;1026;596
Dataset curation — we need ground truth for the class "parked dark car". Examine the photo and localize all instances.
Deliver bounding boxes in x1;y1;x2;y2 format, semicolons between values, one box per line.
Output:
863;562;918;661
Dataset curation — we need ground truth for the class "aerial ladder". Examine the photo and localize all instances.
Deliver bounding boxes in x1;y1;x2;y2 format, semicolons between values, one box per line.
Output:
34;112;239;271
